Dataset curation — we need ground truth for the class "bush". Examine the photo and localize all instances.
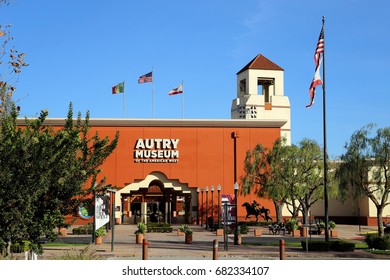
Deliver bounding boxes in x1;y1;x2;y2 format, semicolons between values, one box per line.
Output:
178;224;192;235
147;223;173;233
286;219;298;231
54;244;101;260
365;233;390;250
301;240;356;252
135;223;147;234
328;220;336;229
95;226;106;237
301;240;330;251
72;223;93;235
239;223;249;234
0;240;33;255
10;241;31;253
330;241;355;252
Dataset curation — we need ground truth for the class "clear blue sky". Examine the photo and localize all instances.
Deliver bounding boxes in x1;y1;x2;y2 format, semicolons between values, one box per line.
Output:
2;0;389;158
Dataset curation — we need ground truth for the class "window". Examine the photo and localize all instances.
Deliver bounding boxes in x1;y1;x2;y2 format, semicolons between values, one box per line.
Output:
239;79;247;96
257;78;274;102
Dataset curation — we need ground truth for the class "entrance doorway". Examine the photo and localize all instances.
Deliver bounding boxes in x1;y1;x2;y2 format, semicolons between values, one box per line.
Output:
118;172;194;225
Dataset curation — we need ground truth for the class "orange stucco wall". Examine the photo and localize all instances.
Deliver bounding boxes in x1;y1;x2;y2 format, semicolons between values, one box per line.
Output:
86;123;280;221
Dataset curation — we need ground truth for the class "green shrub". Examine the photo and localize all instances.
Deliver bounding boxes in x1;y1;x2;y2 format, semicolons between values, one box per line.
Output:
241;221;271;227
330;241;355;252
328;220;336;229
135;223;147;234
239;223;249;234
10;241;30;253
301;240;330;251
286;219;298;231
95;226;106;237
54;244;101;260
72;223;93;235
302;240;356;252
178;224;192;235
147;223;173;233
365;233;390;250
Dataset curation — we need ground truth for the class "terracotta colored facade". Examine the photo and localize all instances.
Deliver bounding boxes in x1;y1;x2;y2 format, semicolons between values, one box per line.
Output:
43;118;286;225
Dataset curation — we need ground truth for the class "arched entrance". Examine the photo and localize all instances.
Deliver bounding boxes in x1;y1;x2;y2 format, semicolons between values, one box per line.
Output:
117;172;193;224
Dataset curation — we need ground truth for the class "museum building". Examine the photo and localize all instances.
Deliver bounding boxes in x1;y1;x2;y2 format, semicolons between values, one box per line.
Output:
43;54;291;225
22;54;388;226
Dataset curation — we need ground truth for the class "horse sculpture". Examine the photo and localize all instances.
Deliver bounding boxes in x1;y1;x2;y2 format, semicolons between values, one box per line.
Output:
242;201;272;222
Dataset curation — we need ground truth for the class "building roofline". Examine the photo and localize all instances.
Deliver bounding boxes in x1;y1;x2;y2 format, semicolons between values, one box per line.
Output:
17;118;287;128
237;54;284;75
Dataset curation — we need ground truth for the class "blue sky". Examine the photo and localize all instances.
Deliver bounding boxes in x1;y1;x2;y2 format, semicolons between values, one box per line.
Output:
2;0;389;158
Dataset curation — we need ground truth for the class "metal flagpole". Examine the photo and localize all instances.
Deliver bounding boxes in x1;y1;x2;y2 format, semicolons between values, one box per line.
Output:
152;68;154;118
321;16;329;242
182;81;184;119
123;80;126;118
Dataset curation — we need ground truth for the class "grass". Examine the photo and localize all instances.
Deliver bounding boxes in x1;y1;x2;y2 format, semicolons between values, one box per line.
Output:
368;249;390;255
43;242;88;247
244;241;302;247
52;244;102;260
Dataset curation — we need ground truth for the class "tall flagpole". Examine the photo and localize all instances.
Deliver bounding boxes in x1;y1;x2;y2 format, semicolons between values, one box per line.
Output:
152;67;154;118
321;16;329;242
123;80;126;118
182;81;184;119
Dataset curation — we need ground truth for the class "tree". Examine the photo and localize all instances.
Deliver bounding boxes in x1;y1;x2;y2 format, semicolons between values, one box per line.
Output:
241;137;328;225
0;23;28;118
0;104;119;256
241;143;278;222
336;124;390;237
292;139;325;225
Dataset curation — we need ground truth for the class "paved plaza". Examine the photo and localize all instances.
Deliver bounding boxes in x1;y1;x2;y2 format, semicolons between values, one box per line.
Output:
39;224;390;260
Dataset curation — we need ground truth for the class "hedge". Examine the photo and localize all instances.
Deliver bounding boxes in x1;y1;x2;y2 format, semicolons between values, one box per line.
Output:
301;240;355;252
147;223;173;233
365;234;390;250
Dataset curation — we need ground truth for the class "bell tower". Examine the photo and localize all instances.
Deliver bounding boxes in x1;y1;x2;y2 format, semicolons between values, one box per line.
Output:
231;54;291;144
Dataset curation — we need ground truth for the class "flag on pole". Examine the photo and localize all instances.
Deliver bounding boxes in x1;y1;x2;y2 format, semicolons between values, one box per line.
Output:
112;82;125;94
138;71;153;84
306;25;324;108
168;83;183;95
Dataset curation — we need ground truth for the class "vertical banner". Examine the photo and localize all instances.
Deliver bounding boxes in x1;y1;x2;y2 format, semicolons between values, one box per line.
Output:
95;194;110;229
221;194;235;225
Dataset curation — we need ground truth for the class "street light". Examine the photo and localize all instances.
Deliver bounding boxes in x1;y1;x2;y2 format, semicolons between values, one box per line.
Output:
205;187;209;230
211;185;214;232
197;188;200;225
217;184;221;229
234;182;239;245
201;188;204;226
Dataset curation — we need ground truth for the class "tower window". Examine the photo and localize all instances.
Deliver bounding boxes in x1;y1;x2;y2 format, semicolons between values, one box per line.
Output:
257;78;274;103
239;79;247;96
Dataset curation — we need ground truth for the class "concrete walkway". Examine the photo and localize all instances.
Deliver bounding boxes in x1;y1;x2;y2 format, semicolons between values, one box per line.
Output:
39;223;390;260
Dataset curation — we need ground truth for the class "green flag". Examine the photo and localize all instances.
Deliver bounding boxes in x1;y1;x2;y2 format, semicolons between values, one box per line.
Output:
112;82;124;94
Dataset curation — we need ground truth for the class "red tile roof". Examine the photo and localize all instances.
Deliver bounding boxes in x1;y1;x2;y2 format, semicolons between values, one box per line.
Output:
237;54;284;74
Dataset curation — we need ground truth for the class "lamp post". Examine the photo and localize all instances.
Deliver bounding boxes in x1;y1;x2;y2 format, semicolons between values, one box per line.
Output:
234;182;239;245
217;184;221;229
201;188;204;226
197;188;200;225
205;187;209;230
211;185;214;231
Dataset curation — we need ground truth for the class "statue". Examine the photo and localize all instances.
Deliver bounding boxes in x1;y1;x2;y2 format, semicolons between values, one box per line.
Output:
242;201;272;222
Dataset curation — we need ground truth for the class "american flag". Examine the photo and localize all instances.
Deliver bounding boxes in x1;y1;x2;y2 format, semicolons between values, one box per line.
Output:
138;71;153;84
306;25;324;108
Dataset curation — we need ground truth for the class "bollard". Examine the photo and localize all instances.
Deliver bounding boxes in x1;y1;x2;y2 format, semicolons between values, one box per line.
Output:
213;239;218;260
142;238;148;260
279;239;285;260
